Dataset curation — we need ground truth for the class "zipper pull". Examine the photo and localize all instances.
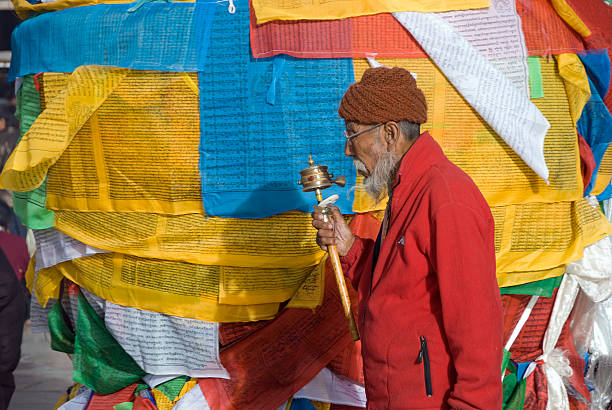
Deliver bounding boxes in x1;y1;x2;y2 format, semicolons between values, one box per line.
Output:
417;340;424;363
420;335;433;397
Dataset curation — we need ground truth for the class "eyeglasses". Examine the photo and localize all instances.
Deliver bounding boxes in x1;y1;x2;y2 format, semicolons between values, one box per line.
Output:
343;123;383;142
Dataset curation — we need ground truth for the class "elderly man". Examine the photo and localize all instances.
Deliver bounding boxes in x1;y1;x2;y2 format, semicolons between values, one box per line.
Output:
312;67;503;409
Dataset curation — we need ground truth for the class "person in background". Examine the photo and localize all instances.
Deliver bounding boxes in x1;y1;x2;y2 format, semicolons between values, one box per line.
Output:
0;102;19;173
312;67;503;409
0;200;30;283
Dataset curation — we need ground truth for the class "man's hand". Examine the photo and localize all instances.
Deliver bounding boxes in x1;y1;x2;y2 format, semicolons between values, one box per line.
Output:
311;205;355;257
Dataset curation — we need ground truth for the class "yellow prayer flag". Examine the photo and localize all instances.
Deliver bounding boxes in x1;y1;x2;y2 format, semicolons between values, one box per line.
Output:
251;0;490;24
591;146;611;197
0;66;128;193
35;251;326;321
555;54;591;124
550;0;592;38
54;210;325;268
40;71;203;215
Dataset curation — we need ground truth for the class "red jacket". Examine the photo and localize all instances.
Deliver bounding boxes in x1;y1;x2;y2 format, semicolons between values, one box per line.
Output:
341;132;503;409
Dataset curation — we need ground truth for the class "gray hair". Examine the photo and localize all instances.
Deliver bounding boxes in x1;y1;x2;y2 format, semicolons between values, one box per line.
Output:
398;120;421;141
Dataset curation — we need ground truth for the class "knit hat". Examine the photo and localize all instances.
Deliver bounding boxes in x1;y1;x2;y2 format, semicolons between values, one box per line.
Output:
338;67;427;124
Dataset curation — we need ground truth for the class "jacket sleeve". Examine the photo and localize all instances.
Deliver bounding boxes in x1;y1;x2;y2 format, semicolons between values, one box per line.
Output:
340;236;375;291
430;203;503;410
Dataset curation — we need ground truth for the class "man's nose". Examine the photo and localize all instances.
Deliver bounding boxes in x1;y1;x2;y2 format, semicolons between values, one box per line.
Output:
344;140;353;157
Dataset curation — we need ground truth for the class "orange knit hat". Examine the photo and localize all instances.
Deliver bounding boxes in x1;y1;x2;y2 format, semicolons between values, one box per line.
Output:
338;67;427;125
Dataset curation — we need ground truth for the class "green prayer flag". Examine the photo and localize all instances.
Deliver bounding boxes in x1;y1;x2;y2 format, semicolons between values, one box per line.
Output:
113;402;134;410
48;300;75;354
500;275;563;297
502;361;527;410
501;348;512;376
73;294;146;395
528;56;545;99
13;75;54;229
154;376;190;402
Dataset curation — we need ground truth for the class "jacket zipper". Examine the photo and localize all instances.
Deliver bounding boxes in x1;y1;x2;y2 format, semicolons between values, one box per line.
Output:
417;335;433;397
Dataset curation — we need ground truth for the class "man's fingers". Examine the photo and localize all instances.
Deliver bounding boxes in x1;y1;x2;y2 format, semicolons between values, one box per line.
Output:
329;206;346;225
312;220;333;230
311;211;326;221
317;230;336;239
317;236;335;245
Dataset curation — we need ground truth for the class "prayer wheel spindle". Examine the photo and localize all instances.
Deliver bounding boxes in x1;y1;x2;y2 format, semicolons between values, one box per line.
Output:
299;156;359;341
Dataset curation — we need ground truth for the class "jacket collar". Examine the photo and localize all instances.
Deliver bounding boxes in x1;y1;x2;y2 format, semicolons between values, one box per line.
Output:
391;131;442;192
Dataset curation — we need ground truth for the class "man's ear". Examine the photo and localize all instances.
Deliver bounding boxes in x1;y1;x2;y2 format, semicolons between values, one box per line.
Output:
383;121;400;147
0;118;6;133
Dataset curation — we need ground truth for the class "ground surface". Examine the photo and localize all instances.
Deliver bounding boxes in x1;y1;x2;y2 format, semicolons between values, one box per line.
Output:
9;322;73;410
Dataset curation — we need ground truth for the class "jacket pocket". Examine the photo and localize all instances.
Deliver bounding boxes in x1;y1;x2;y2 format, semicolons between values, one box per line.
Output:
417;335;433;397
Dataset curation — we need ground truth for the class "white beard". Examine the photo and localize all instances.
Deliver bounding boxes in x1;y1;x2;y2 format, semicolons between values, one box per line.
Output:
353;152;400;201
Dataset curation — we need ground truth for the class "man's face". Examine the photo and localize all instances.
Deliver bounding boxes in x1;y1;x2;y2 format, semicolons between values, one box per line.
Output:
343;121;386;177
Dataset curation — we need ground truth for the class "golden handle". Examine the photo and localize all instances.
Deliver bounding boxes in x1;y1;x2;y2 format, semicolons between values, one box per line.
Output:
328;244;360;341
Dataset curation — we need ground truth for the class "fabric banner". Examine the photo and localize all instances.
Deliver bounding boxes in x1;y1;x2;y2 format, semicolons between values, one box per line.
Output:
497;267;566;290
33;227;107;271
352;57;582;211
38;71;203;214
250;0;583;60
34;251;326;321
494;199;611;279
12;0;129;19
595;149;611;200
35;253;280;322
199;266;354;409
393;11;551;182
12;74;55;229
577;51;612;199
53;210;325;269
104;301;230;379
0;66;127;192
8;1;215;81
501;293;591;408
562;1;612;146
198;1;355;218
499;274;564;297
555;53;590;125
250;0;490;24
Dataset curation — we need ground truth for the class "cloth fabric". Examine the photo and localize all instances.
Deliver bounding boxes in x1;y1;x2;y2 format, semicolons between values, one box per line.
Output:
393;11;550;182
198;264;355;409
577;51;612;198
0;231;30;281
340;132;503;409
563;0;612;112
39;70;202;214
351;57;583;211
500;275;564;298
250;0;583;59
0;249;26;410
86;383;139;410
8;1;216;81
338;67;427;124
35;252;284;322
501;293;591;409
250;0;490;24
48;298;75;354
11;0;131;19
12;75;54;229
578;134;596;192
73;293;146;395
198;1;355;218
555;53;591;125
